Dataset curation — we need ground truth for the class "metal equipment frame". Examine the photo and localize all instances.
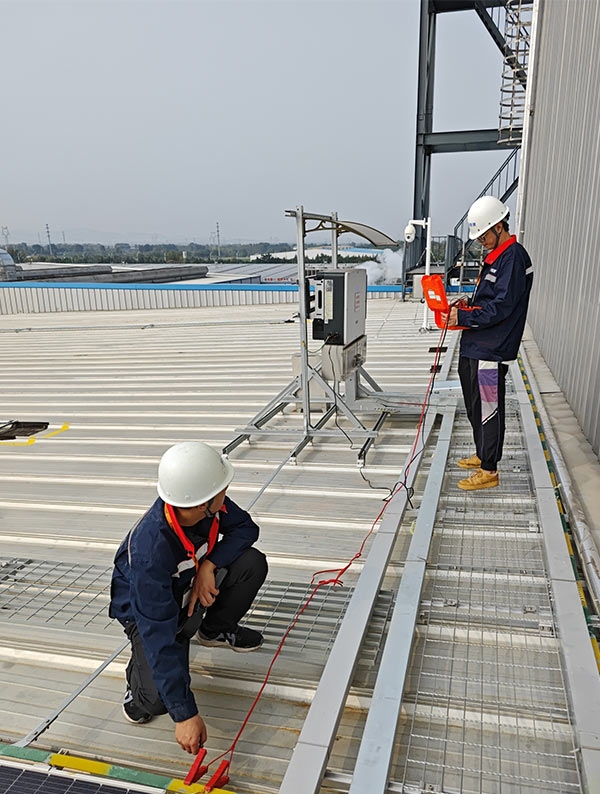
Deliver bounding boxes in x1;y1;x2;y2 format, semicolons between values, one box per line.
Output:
224;206;409;463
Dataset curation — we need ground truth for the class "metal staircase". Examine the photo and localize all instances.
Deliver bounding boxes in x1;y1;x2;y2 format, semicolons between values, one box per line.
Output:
410;0;533;282
445;0;533;283
453;148;520;251
498;0;534;144
447;148;520;284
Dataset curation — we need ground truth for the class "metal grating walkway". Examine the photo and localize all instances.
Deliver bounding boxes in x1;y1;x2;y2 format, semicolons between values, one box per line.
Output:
0;558;394;670
367;388;584;793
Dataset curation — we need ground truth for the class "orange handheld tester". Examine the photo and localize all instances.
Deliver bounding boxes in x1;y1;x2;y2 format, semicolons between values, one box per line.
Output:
421;274;477;330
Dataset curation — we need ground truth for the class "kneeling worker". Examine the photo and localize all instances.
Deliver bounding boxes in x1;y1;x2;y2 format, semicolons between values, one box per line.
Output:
109;441;268;754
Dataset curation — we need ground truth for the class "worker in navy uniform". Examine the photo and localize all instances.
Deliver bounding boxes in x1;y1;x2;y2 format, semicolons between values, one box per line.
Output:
443;196;533;491
109;441;268;754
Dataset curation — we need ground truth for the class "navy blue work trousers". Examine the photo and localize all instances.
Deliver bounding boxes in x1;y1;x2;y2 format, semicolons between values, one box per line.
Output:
124;546;267;717
458;356;508;472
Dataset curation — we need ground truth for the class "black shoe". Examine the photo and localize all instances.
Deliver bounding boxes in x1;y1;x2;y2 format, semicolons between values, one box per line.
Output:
196;624;263;653
122;689;153;724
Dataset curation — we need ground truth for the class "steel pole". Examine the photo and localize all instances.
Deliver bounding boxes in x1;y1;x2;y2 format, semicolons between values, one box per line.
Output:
331;211;338;268
422;217;431;330
295;206;311;434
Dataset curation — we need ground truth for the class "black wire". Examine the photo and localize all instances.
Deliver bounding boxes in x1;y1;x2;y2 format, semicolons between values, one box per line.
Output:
324;342;357;449
307;339;328;355
385;315;451;507
322;311;450;499
359;465;394;495
360;326;446;501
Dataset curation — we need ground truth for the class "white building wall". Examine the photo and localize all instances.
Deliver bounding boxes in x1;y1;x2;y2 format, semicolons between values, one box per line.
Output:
519;0;600;456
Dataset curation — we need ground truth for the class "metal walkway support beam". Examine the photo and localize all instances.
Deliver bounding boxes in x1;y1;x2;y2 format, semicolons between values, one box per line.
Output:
279;327;458;793
511;361;600;791
348;406;456;794
279;409;444;794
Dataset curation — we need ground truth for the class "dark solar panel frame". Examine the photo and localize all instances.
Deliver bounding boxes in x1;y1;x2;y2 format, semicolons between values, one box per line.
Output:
0;764;162;794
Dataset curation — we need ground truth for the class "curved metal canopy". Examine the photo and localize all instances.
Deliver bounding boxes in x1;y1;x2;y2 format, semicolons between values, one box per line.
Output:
285;209;398;248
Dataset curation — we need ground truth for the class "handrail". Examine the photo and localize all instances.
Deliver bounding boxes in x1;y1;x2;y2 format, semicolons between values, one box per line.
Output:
453;148;520;240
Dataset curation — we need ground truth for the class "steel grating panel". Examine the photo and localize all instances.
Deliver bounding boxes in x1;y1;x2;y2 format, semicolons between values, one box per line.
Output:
392;712;580;794
242;579;394;666
1;559;113;628
0;557;394;667
429;532;546;574
406;634;570;719
419;569;554;633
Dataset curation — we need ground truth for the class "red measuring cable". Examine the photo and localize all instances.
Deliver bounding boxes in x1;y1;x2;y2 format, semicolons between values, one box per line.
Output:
185;320;451;786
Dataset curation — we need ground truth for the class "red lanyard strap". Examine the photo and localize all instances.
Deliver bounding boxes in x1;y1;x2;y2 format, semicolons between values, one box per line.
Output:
164;503;220;571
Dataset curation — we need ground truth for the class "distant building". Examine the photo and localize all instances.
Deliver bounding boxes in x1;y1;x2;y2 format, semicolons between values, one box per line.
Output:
0;248;16;281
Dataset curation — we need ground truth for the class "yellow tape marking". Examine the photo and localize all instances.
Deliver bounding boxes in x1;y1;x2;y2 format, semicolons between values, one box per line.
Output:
591;637;600;670
576;581;587;608
43;422;70;438
565;534;574;556
46;754;239;794
48;753;111;776
167;780;237;793
167;780;206;793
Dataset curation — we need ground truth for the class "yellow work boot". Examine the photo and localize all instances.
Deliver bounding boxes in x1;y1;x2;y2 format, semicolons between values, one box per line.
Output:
458;468;498;491
457;453;482;469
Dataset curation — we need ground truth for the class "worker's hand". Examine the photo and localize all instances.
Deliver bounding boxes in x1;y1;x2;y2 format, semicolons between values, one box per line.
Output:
175;714;207;754
188;559;219;615
444;306;459;327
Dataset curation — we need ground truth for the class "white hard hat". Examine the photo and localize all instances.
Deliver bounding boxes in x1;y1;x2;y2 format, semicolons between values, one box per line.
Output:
467;196;509;240
157;441;234;507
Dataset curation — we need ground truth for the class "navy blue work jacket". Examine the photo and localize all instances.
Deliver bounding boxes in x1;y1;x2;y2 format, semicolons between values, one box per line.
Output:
457;236;533;361
109;495;260;722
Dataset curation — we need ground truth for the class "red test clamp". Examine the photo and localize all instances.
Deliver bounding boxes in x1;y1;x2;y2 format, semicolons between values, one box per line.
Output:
205;760;230;792
183;748;208;786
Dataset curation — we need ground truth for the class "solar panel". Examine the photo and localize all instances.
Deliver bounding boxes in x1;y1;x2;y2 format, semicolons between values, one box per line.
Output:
0;765;162;794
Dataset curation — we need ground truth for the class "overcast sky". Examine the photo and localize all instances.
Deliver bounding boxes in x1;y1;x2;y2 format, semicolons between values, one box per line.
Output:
2;0;508;245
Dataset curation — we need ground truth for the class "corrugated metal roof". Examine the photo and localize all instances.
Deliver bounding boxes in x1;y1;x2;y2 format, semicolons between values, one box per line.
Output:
0;296;598;793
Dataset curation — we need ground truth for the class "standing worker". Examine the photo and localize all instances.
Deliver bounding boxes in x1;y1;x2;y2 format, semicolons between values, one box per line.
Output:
109;441;268;754
443;196;533;491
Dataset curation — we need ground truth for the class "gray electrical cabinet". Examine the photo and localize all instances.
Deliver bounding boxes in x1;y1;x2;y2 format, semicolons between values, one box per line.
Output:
311;267;367;345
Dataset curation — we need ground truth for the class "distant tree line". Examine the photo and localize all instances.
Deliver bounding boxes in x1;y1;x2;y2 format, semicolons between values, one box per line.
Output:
6;242;384;266
6;241;295;265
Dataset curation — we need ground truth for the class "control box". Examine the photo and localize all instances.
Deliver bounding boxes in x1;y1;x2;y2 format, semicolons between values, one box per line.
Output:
321;335;367;381
311;267;367;346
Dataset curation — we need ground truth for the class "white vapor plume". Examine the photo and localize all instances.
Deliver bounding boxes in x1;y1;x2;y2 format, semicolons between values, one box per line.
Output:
355;248;403;285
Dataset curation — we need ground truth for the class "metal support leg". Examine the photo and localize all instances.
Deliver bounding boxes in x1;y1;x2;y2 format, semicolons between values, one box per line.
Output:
357;411;390;466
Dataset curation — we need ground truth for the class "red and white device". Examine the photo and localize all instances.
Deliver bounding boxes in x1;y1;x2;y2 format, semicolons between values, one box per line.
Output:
421;274;477;330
